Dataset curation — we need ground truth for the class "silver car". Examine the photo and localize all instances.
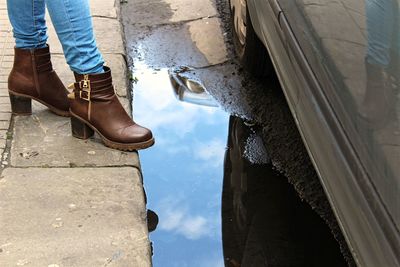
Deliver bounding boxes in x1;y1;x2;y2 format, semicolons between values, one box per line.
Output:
229;0;400;266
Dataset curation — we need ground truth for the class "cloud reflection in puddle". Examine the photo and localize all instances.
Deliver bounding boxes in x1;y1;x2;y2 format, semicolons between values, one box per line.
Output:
131;61;228;266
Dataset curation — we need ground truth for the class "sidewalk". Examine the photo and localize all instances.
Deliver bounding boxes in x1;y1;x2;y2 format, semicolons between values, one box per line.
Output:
0;1;151;266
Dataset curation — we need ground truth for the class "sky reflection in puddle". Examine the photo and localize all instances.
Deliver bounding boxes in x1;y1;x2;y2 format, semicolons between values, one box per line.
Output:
132;62;229;267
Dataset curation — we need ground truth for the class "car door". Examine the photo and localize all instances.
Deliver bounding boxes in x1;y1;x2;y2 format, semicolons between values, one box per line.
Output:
270;0;400;266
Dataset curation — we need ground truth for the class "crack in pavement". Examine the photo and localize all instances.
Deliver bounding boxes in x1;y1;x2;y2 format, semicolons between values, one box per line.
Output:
129;14;220;31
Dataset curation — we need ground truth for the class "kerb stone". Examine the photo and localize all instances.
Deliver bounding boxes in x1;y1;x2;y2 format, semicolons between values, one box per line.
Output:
0;167;151;267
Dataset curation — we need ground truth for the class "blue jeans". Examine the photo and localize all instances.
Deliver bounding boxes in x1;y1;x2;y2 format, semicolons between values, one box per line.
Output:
6;0;104;74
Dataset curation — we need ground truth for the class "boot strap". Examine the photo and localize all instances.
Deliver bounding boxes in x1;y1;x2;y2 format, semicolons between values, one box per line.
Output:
68;80;91;101
36;61;53;73
67;81;115;101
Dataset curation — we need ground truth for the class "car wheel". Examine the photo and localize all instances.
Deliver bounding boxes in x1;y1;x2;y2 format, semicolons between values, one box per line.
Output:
230;0;272;77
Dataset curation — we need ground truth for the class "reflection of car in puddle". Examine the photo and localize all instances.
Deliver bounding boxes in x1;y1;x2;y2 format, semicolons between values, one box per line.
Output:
222;116;346;267
169;66;219;107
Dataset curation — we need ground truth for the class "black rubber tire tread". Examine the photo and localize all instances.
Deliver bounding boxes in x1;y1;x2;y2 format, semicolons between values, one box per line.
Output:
231;2;273;78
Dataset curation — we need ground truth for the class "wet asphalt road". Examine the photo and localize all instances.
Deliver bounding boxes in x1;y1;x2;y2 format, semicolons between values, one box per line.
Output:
121;0;353;266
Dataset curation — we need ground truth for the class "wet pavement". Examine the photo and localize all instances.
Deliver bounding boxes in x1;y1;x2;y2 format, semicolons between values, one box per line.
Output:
121;0;351;266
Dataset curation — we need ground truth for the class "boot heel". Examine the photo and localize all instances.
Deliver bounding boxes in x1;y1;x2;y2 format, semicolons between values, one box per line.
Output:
71;116;94;139
9;93;32;115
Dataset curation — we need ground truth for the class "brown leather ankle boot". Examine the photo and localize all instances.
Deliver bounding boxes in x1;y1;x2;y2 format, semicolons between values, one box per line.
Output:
8;46;70;116
68;67;154;151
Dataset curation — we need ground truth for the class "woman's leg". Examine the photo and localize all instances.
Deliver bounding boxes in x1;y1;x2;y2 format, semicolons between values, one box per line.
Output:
54;0;154;150
7;0;153;149
6;0;47;48
45;0;104;74
6;0;70;117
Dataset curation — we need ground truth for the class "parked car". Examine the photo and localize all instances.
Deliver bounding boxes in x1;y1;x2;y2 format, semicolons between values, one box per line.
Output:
228;0;400;266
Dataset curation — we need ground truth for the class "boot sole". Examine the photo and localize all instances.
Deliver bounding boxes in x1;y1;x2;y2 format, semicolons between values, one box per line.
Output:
9;90;70;117
70;111;155;151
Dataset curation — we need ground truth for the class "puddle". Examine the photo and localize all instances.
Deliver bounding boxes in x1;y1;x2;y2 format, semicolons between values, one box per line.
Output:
131;62;346;267
132;62;229;266
222;116;347;267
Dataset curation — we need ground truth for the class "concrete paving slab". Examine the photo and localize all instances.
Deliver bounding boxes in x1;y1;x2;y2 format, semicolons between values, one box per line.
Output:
124;0;218;26
93;17;125;55
0;75;7;83
165;0;218;22
51;55;74;86
10;104;140;168
124;17;228;68
91;0;118;19
103;54;129;97
124;23;207;68
0;129;8;139
188;17;228;66
119;96;131;114
0;167;151;267
0;112;11;121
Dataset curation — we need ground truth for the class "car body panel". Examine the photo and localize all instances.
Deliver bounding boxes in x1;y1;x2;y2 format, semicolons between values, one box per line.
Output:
245;0;400;266
246;0;300;107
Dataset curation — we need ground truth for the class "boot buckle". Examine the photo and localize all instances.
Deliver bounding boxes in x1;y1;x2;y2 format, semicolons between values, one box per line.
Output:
79;89;91;101
79;76;91;101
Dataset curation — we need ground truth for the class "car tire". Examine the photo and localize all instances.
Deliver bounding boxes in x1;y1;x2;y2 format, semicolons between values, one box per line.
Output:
230;0;272;78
